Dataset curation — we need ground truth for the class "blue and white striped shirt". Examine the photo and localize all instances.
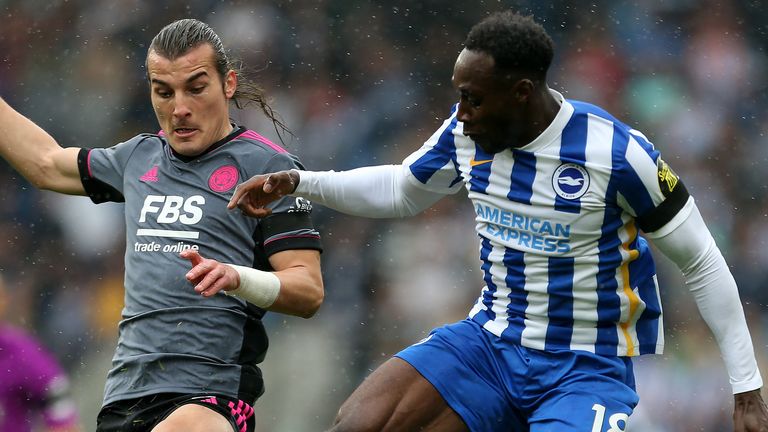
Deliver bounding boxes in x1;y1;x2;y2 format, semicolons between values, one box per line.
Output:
404;90;689;356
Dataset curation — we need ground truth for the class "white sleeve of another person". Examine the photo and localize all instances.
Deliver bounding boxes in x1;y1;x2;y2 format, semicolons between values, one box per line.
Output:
294;164;447;218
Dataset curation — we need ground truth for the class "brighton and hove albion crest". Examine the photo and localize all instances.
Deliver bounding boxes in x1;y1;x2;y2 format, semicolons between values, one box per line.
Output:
552;163;590;200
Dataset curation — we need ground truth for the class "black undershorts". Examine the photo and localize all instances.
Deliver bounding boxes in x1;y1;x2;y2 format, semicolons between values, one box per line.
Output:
96;393;255;432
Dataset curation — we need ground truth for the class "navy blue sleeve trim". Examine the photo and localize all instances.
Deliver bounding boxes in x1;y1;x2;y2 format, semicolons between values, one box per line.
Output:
636;180;689;233
77;148;125;203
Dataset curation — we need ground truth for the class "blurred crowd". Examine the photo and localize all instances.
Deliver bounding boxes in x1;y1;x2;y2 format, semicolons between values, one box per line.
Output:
1;0;767;430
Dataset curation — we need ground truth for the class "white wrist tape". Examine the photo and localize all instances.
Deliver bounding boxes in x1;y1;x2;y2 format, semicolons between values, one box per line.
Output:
225;264;281;308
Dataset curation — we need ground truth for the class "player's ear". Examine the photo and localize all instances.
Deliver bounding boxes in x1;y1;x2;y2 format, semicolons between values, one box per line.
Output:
224;70;237;99
512;78;534;103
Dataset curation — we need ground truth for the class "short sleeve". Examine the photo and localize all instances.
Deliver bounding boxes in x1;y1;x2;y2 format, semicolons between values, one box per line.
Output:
402;107;464;194
78;134;153;203
256;152;322;255
616;131;690;233
259;211;322;256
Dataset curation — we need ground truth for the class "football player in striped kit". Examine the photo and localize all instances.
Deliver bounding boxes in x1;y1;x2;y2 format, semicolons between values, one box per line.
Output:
228;11;768;432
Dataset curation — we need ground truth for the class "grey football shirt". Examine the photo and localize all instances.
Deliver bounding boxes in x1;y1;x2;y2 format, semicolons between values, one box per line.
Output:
77;125;322;406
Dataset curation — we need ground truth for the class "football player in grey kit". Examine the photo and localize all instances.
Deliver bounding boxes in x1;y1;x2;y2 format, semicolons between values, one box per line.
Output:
0;19;323;432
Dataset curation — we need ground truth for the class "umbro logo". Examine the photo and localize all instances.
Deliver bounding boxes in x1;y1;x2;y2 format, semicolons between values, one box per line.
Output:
140;166;159;183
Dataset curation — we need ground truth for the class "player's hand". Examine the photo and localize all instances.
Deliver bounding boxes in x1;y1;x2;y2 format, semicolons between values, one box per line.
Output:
227;169;299;218
734;389;768;431
180;249;240;297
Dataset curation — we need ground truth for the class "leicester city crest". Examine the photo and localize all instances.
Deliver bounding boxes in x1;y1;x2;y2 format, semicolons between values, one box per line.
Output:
552;163;590;200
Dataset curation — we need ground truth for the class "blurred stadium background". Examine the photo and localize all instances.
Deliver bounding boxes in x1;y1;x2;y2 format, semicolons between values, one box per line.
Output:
1;0;767;430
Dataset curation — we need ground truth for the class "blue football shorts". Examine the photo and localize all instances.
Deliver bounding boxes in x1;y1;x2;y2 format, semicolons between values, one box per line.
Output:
395;319;639;432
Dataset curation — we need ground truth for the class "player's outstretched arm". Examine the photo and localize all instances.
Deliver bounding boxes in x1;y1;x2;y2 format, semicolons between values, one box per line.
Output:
229;165;446;219
181;248;323;318
0;97;84;194
734;389;768;432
